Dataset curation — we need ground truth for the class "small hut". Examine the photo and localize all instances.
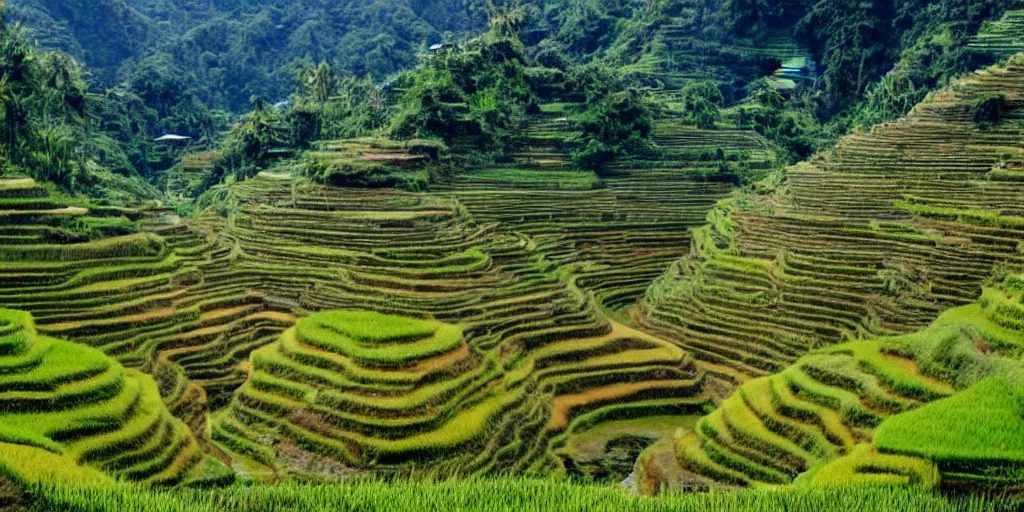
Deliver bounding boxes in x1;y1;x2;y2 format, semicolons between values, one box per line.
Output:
154;134;194;144
152;134;194;171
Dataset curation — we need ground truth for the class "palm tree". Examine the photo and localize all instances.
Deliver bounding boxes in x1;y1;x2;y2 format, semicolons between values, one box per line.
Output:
0;75;9;121
489;0;526;39
39;52;87;121
33;126;78;188
2;89;28;162
232;96;279;175
306;61;335;105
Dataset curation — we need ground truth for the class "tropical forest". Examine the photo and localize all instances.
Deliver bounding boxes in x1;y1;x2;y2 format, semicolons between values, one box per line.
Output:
0;0;1023;510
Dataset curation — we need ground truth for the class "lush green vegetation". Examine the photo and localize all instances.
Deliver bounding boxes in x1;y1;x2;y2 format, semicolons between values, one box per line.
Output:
637;54;1024;494
25;478;1023;512
2;0;1024;509
570;89;658;174
7;0;491;110
0;308;214;487
0;14;159;201
874;377;1024;476
5;0;1021;195
656;270;1024;490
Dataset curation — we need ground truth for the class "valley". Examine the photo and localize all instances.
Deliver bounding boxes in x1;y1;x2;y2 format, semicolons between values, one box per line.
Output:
1;1;1023;511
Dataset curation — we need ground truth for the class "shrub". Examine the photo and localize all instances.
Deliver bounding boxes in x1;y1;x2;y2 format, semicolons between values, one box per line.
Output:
973;94;1006;128
303;157;426;191
570;88;659;174
680;81;724;130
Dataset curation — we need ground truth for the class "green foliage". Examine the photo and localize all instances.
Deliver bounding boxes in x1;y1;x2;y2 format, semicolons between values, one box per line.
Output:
303;154;427;190
390;67;468;141
570;88;658;174
538;0;633;56
290;73;389;143
24;125;82;189
795;0;1012;119
8;0;151;85
793;0;891;117
36;52;85;121
388;16;539;155
124;53;228;144
202;98;288;185
874;376;1024;474
0;21;159;201
973;94;1006;128
303;62;336;106
8;0;1022;199
734;79;831;162
10;0;493;111
26;478;1024;512
680;80;724;129
722;0;1014;125
724;0;802;37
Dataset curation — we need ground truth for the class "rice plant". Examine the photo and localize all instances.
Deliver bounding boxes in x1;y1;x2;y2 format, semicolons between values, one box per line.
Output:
27;478;1023;512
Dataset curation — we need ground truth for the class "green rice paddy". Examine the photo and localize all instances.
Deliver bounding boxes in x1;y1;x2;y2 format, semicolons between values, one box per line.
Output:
1;20;1024;512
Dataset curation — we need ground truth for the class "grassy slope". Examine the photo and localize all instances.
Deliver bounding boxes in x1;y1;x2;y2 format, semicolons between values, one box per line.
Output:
0;308;210;487
654;273;1024;491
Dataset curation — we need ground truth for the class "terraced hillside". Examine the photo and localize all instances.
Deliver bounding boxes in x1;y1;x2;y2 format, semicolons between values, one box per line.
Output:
636;274;1024;493
0;110;768;480
639;55;1024;379
303;138;443;189
165;151;219;200
509;105;578;172
201;174;713;477
970;10;1024;58
0;308;209;486
621;12;803;105
442;112;774;311
4;34;1021;498
0;177;293;430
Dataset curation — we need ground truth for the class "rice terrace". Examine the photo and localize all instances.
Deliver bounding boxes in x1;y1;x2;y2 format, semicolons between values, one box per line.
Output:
0;0;1024;510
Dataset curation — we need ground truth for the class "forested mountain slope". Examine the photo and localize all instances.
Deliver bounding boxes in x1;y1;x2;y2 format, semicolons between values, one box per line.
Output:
4;0;1022;203
7;0;491;109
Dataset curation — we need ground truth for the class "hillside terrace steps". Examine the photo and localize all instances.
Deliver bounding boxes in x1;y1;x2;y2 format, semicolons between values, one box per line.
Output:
162;173;720;477
510;110;576;171
632;15;798;103
0;308;207;485
0;178;276;432
443;121;770;312
165;150;219;199
643;272;1024;493
641;55;1024;380
969;10;1024;58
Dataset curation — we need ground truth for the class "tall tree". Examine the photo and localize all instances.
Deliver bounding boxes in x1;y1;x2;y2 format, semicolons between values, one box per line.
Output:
489;0;526;39
38;52;86;121
306;62;336;106
680;80;724;130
